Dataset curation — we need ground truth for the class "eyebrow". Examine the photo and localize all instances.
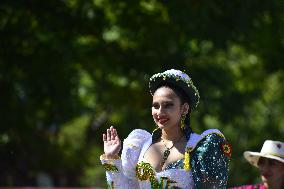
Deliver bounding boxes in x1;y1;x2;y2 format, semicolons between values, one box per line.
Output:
152;100;174;104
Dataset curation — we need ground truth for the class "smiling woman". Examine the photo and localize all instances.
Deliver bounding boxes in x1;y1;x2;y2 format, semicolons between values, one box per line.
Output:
100;69;232;189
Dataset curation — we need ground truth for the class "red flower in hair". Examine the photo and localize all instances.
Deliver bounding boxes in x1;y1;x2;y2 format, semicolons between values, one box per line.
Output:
221;141;232;158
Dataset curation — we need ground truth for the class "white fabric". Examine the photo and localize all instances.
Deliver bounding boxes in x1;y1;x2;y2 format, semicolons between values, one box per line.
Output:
122;129;152;179
164;69;191;81
101;128;224;189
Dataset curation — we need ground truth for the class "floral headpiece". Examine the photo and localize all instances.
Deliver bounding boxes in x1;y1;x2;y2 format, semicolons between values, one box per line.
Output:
149;69;200;110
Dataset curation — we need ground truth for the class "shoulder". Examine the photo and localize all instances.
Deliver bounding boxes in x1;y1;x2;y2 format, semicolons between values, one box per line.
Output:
186;128;232;168
186;129;227;152
122;129;152;158
121;129;152;178
198;129;228;150
188;129;231;188
123;129;152;148
126;129;152;139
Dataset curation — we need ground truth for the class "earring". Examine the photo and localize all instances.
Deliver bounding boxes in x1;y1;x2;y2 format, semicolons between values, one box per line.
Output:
180;114;186;130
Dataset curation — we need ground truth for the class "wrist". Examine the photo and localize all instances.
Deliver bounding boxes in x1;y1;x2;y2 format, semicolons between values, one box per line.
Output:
101;154;120;160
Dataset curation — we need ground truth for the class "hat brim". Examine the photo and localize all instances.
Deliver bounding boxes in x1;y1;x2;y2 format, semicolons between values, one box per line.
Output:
149;76;199;109
244;151;284;167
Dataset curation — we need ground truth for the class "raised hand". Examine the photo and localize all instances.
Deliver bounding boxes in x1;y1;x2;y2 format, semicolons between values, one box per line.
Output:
103;126;121;159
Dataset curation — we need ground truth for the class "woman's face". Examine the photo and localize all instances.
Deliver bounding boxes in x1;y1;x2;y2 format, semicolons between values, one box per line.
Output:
152;87;188;130
258;157;284;189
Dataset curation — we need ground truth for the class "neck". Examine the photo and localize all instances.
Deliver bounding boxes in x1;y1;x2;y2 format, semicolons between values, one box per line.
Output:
161;127;184;141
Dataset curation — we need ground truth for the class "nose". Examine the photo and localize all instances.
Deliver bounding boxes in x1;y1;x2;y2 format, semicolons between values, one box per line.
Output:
157;106;165;116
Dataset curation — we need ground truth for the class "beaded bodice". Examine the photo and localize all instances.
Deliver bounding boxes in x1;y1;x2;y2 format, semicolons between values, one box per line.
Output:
165;159;184;170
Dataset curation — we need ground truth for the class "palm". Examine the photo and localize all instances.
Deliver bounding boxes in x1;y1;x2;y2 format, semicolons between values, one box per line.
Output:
104;136;121;155
103;126;121;157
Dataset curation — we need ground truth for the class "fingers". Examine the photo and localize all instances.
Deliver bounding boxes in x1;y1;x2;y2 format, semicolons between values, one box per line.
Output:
110;126;116;140
104;126;118;142
113;128;118;139
103;134;106;142
107;128;111;141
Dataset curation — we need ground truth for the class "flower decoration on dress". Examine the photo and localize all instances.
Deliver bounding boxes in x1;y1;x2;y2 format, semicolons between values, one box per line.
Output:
136;161;179;188
136;161;157;181
136;162;159;188
149;69;200;109
102;163;119;172
221;141;233;158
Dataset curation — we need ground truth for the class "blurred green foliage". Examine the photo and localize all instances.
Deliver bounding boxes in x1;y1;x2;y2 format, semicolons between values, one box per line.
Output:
0;0;283;187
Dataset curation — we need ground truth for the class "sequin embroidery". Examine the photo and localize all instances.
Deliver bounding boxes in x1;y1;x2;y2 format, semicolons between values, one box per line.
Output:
102;163;119;172
136;161;179;188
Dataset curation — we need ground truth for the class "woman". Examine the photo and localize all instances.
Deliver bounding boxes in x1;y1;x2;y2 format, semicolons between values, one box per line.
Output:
100;69;232;188
231;140;284;189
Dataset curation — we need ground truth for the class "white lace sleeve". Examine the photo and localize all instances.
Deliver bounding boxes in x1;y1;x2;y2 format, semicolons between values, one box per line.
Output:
101;129;151;189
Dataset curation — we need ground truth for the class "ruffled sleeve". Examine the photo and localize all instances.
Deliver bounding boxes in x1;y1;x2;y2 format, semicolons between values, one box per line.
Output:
100;129;151;189
122;129;152;178
190;129;232;189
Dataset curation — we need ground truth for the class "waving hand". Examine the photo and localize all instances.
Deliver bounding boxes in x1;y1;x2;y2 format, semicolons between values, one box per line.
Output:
103;126;121;159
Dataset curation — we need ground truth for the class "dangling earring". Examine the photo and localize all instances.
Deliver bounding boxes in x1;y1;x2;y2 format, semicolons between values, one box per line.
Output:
180;114;186;130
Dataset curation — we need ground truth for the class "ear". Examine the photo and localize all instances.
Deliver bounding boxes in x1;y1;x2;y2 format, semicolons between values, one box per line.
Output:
181;103;189;115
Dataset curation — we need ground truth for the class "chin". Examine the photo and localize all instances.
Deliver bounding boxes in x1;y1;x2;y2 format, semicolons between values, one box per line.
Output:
157;124;169;129
157;124;166;129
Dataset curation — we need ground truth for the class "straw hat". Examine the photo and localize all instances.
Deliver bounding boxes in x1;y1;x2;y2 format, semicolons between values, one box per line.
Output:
244;140;284;167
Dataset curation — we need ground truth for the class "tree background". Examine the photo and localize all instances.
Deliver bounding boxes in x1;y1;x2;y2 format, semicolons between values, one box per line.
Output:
0;0;283;187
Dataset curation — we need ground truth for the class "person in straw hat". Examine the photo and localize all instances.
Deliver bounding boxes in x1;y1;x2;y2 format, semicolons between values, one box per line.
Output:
100;69;232;188
231;140;284;189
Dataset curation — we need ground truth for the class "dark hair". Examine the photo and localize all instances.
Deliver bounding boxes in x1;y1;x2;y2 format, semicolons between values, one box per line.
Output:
153;82;193;140
155;82;191;107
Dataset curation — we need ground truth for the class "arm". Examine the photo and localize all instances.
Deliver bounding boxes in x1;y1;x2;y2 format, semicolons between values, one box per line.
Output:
101;126;139;189
190;132;232;189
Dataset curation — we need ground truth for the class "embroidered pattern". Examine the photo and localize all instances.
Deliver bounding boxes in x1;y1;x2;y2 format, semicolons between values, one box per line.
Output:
183;147;193;171
102;163;118;172
149;69;200;109
136;161;178;188
221;141;232;158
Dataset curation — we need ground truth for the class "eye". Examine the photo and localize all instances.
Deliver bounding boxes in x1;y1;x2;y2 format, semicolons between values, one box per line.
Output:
164;102;174;108
152;103;159;109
